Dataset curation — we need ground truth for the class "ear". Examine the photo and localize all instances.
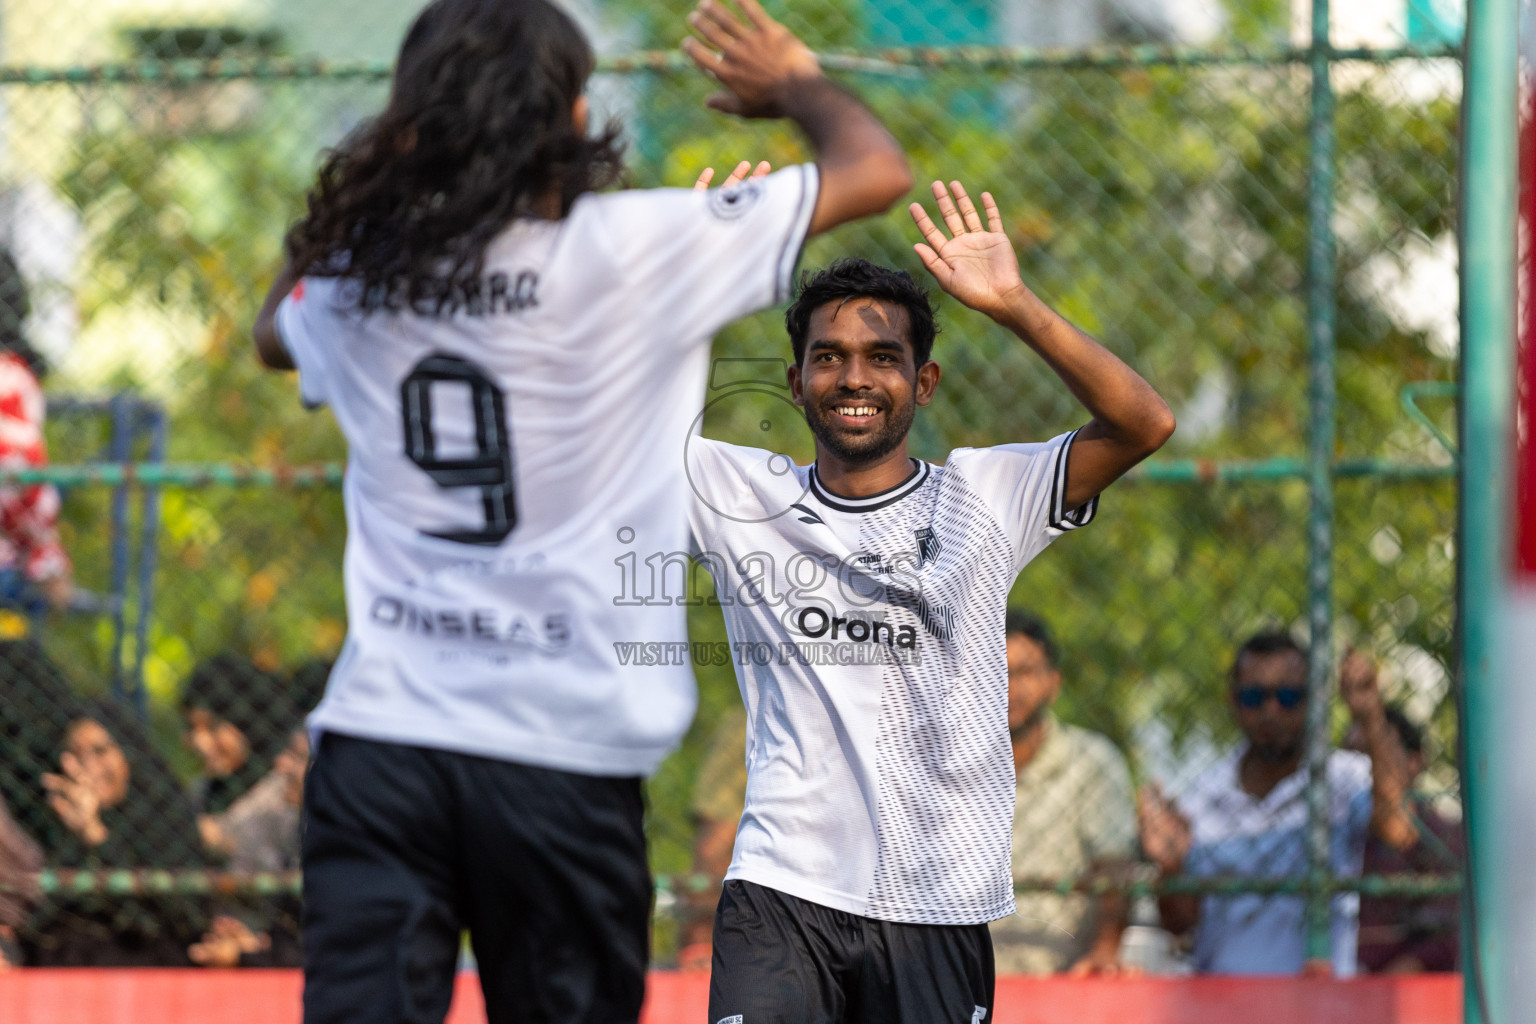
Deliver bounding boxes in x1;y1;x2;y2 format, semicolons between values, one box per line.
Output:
787;362;804;407
1046;668;1062;704
572;95;590;134
914;360;941;406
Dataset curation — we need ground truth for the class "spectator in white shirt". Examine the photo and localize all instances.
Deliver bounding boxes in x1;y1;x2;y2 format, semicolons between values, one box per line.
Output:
1138;631;1379;976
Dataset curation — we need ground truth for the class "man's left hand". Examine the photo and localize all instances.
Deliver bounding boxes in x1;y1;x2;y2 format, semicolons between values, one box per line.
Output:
909;180;1029;322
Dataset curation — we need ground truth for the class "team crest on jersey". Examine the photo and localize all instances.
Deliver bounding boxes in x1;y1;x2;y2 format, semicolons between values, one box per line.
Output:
971;1007;989;1024
914;526;941;568
708;178;765;221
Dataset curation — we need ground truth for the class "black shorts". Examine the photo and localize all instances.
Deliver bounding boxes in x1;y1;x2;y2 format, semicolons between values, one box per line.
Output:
709;880;994;1024
301;732;651;1024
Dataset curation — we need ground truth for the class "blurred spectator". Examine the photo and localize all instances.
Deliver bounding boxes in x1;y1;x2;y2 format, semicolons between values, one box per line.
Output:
189;661;328;969
990;612;1137;975
0;793;42;969
1139;631;1377;976
677;706;748;971
1340;652;1462;973
199;727;308;872
26;699;207;965
0;639;77;843
0;246;70;614
189;728;309;969
181;654;287;814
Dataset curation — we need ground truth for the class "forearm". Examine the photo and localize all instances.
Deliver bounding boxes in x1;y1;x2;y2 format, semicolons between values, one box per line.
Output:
1359;709;1418;850
991;289;1173;451
253;262;300;370
1157;893;1201;936
1091;891;1127;955
777;77;910;235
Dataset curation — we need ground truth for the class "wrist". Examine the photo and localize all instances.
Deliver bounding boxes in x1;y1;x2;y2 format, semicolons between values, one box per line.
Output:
82;819;108;846
1353;703;1386;728
986;283;1045;332
770;69;834;118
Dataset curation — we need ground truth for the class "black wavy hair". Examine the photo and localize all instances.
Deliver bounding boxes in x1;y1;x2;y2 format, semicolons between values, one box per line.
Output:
784;258;938;367
284;0;624;311
0;248;46;377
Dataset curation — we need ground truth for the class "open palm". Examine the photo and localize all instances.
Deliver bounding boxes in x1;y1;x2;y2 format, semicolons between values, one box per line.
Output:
909;181;1028;320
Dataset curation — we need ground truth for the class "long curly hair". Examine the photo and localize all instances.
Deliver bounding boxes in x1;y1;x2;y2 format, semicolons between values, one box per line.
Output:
284;0;624;311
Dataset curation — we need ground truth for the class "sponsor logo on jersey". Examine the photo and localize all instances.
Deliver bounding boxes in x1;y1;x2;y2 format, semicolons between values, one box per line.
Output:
791;502;825;525
368;595;571;653
794;606;919;649
717;1016;744;1024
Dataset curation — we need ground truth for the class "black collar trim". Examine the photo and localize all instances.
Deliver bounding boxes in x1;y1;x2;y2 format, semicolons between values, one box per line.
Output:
809;459;930;513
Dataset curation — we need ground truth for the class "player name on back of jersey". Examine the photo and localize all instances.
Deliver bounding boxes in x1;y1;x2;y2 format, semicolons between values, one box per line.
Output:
360;269;540;318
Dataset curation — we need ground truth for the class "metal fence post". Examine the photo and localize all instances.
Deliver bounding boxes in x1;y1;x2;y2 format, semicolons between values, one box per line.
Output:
1303;0;1340;964
1459;0;1518;1018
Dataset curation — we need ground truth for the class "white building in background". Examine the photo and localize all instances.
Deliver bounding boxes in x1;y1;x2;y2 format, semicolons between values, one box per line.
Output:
1292;0;1465;47
999;0;1224;47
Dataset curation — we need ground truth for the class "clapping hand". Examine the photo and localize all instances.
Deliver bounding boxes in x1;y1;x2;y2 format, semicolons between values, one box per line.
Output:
909;180;1030;323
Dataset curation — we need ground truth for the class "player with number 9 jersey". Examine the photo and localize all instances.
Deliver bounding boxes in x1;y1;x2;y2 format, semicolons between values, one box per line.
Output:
251;0;910;1021
276;163;821;774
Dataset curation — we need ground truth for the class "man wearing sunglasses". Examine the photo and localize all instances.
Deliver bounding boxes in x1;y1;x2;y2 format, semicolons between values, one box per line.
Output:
1138;631;1377;976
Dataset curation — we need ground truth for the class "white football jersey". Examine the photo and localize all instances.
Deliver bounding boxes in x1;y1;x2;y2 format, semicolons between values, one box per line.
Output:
275;165;819;776
686;431;1097;924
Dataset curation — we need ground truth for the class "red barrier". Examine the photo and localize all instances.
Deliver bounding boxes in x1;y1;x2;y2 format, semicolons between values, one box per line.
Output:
0;969;1461;1024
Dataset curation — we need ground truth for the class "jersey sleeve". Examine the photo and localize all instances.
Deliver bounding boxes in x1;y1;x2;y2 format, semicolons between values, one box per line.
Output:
273;278;337;409
685;436;756;554
945;428;1100;572
579;164;819;339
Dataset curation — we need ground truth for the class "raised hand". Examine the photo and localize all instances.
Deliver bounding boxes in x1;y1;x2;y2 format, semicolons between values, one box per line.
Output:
909;181;1030;321
1340;648;1384;723
694;160;772;191
43;752;107;846
682;0;822;119
1137;783;1191;876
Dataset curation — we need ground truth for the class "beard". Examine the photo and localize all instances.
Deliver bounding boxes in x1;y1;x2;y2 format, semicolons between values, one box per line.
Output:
1248;736;1304;763
804;392;917;464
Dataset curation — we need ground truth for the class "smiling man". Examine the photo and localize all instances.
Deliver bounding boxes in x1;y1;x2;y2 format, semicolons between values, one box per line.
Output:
685;181;1175;1023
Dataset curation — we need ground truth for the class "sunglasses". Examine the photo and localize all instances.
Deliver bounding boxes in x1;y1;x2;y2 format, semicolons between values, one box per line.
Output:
1235;686;1308;710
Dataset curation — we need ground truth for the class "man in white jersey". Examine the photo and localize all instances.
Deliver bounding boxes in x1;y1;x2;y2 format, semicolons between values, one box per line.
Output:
687;181;1176;1023
249;0;911;1020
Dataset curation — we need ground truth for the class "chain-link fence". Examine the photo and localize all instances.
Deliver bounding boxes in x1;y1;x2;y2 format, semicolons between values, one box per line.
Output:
0;0;1463;974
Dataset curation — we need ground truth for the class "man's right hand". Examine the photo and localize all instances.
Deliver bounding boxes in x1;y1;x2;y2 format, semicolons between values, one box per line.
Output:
683;0;822;119
1137;783;1191;876
1340;648;1385;723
